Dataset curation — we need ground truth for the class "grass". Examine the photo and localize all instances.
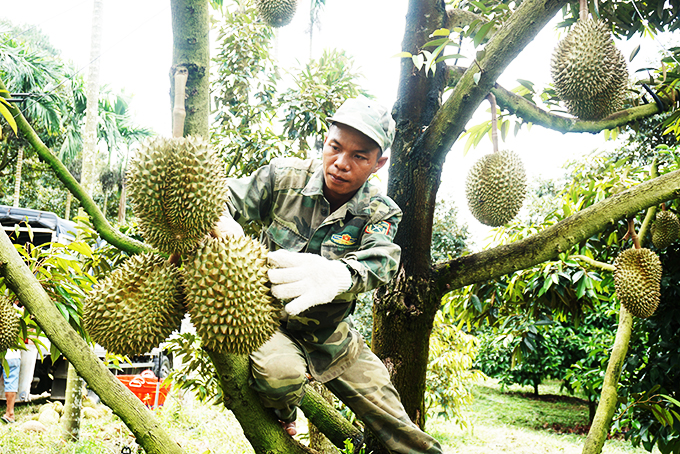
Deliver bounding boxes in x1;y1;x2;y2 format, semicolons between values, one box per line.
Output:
427;378;660;454
0;379;660;453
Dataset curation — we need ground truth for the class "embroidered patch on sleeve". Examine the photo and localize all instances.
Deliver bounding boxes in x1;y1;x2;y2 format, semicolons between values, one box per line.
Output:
331;233;357;246
365;221;391;235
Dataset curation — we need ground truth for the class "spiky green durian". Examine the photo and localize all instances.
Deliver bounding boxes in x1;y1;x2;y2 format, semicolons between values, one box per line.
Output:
0;296;20;352
255;0;298;27
652;210;680;250
465;150;527;227
614;248;662;318
84;253;184;356
127;136;229;255
183;236;279;356
551;19;628;120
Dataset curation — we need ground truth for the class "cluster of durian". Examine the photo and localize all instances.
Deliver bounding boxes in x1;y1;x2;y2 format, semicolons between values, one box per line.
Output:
551;20;628;120
255;0;298;27
0;296;20;351
651;209;680;250
84;136;279;357
614;248;662;318
465;150;527;227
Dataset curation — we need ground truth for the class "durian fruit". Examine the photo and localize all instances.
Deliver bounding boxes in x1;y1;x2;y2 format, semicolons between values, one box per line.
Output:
0;296;20;351
127;136;229;255
84;253;185;356
465;150;527;227
255;0;298;27
183;236;278;356
651;210;680;249
551;20;628;120
613;248;662;318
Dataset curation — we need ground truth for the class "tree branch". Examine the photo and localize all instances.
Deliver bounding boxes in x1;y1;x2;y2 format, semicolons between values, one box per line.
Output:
445;6;491;30
434;168;680;292
0;77;150;255
420;0;569;167
570;255;615;272
447;65;663;133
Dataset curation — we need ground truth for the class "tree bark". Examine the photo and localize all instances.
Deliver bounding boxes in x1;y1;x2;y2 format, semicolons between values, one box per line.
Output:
61;362;85;442
170;0;210;138
374;5;570;451
0;229;185;454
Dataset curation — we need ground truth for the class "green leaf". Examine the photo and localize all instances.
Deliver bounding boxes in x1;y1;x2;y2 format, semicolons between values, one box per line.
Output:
516;79;535;92
67;242;94;258
435;54;467;63
432;28;451;37
412;53;425;71
470;294;482;312
661;394;680;408
0;102;17;135
422;37;451;48
500;120;509;141
473;22;494;47
473;72;481;85
392;51;412;59
629;44;641;61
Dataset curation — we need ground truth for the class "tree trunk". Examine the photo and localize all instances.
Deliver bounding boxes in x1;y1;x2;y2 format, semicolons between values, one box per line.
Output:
65;191;72;221
118;179;126;224
0;228;185;454
81;0;103;197
12;146;23;207
61;362;85;442
371;1;569;452
170;0;210;138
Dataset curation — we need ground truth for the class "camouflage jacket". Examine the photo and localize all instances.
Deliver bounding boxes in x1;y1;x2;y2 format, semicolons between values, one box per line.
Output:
226;157;402;382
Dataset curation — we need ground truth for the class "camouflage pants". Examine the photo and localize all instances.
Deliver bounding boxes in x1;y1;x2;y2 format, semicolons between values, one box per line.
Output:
249;330;442;454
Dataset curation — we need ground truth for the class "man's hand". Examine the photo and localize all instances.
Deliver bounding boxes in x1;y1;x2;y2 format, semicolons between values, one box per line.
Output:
267;250;353;316
212;215;244;239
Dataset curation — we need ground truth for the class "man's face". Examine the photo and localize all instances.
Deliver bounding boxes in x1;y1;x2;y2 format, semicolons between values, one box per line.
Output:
322;123;388;206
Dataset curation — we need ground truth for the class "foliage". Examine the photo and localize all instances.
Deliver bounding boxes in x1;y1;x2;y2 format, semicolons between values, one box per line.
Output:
211;0;367;179
165;330;224;405
431;199;469;263
426;311;484;427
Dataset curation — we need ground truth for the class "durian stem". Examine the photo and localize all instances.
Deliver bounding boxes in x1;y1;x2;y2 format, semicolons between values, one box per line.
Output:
579;0;588;21
172;66;188;138
487;93;499;153
569;255;614;272
627;218;641;249
168;253;181;266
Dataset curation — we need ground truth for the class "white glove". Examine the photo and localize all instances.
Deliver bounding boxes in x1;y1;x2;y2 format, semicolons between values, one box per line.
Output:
213;214;244;239
267;250;353;316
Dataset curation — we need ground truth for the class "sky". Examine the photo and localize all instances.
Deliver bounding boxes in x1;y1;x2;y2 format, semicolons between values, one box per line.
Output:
1;0;673;247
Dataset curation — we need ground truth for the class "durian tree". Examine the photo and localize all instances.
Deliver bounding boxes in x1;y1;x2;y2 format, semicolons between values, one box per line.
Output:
3;1;680;454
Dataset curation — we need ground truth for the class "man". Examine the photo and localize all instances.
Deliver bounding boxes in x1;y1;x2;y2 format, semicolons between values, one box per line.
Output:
2;349;21;424
217;97;442;453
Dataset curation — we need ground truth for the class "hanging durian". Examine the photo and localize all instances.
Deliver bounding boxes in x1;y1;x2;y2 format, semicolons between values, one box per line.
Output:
255;0;298;27
614;248;662;318
0;296;20;352
127;136;229;255
183;236;279;356
84;253;185;356
466;94;527;227
651;208;680;250
550;6;628;120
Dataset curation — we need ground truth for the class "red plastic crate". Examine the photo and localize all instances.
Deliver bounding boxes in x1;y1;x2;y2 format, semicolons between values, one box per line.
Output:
116;370;170;408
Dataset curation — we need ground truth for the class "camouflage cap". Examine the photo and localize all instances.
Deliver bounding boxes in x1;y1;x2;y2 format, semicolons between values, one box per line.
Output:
328;97;396;152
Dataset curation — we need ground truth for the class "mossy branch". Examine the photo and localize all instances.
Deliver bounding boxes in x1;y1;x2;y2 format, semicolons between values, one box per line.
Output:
300;385;363;450
446;65;662;133
0;77;150;255
434;167;680;293
420;0;569;167
0;229;184;454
